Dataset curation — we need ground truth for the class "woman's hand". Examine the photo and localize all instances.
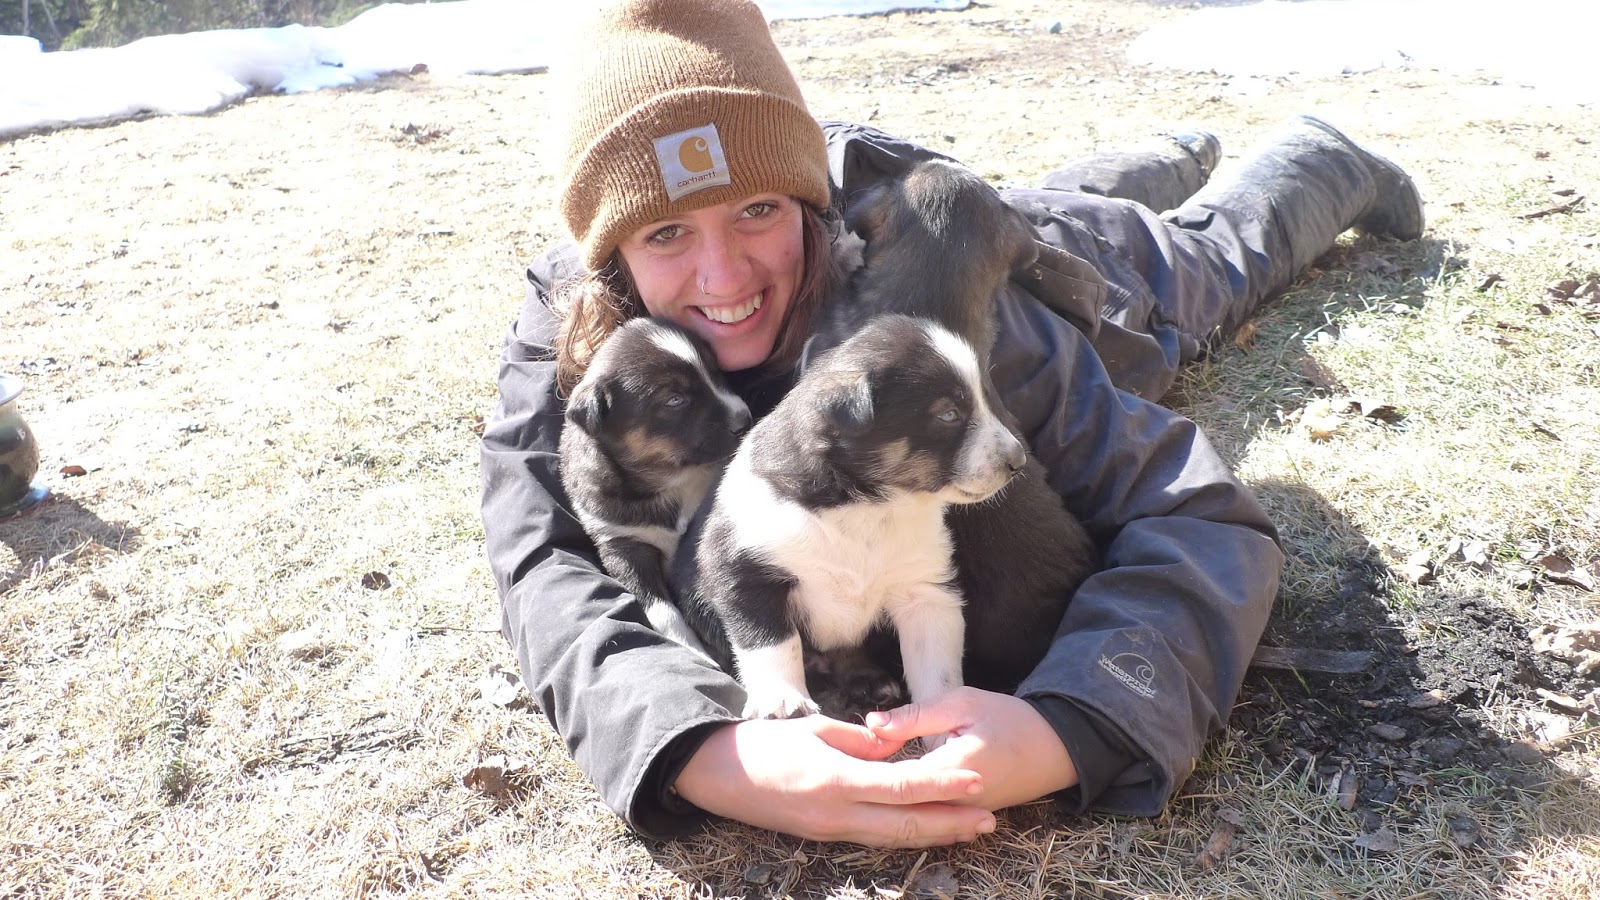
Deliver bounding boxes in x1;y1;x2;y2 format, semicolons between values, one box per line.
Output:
865;687;1079;812
672;715;998;848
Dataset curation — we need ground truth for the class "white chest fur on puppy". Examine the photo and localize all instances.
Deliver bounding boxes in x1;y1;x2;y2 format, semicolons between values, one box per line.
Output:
696;314;1026;720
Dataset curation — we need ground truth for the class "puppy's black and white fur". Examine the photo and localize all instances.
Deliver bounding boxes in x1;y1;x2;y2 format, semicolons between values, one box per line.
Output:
560;318;751;657
818;159;1099;692
697;314;1027;719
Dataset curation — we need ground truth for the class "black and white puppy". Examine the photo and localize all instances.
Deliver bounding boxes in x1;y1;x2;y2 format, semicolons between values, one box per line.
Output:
697;314;1027;719
818;158;1099;692
559;318;752;657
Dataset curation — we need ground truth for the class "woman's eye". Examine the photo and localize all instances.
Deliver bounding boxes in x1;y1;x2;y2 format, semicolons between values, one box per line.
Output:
647;224;684;245
664;393;687;409
742;201;776;219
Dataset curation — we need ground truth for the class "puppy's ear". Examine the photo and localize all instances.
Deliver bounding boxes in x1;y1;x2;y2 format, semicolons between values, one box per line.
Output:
820;375;873;436
1001;206;1042;273
797;333;828;376
842;182;891;242
566;380;610;435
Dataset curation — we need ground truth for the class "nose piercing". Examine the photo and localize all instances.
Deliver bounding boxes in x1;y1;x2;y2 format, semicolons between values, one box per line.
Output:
699;276;709;296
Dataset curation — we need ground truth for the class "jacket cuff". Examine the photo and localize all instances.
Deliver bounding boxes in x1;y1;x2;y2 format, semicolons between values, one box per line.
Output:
1025;695;1140;814
629;719;732;839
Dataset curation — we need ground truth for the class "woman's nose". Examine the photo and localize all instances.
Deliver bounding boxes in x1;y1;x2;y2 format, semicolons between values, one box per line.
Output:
695;229;751;298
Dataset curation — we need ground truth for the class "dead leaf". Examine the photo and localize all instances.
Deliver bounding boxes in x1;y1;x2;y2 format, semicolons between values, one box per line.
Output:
1354;826;1400;853
1476;273;1503;292
1504;741;1544;766
477;668;524;707
1195;812;1242;870
1399;549;1435;585
1301;398;1344;442
1353;251;1400;276
361;571;392;590
1528;623;1600;676
1368;722;1408;742
1458;540;1493;569
1535;687;1589;714
59;464;90;477
1350;396;1404;423
1536;555;1595;591
1448;814;1483;849
1507;566;1538;588
464;755;534;799
1548;279;1582;301
1527;708;1574;742
1232;320;1258;350
1407;689;1449;709
907;862;960;899
1337;770;1359;810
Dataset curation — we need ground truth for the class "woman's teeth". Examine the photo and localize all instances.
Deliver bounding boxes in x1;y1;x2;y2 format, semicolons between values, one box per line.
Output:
700;291;762;325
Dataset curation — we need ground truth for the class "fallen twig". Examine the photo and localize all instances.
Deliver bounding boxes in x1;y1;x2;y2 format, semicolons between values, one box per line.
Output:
1248;646;1376;674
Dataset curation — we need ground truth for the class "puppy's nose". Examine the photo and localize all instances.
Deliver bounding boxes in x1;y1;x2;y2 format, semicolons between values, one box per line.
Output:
730;405;753;435
1005;439;1026;474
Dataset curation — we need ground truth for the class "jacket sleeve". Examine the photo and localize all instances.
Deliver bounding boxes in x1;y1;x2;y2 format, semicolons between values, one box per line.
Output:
990;283;1281;815
478;247;743;838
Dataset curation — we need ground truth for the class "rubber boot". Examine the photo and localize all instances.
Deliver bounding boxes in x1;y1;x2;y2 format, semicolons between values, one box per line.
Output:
1040;130;1222;214
1171;114;1424;298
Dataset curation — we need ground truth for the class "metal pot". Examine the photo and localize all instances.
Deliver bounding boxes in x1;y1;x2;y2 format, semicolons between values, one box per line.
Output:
0;374;49;518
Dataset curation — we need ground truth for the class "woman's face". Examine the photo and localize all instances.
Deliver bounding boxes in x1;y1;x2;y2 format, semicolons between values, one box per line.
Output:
617;193;805;372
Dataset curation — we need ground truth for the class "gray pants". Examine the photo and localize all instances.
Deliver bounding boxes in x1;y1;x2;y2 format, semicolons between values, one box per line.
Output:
1004;119;1385;401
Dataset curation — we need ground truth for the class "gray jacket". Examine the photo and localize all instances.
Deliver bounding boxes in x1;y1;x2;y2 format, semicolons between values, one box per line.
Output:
479;122;1281;837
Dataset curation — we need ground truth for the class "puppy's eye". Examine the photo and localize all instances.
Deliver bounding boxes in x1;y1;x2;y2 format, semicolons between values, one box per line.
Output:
931;398;963;424
664;393;687;409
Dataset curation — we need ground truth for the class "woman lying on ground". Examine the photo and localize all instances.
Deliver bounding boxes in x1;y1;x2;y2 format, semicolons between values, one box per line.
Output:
479;0;1424;849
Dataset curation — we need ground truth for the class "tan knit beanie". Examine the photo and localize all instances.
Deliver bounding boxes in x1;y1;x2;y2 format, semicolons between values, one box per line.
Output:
553;0;831;272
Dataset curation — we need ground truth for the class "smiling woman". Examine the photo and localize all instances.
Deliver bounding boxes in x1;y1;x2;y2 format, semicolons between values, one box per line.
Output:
480;0;1423;855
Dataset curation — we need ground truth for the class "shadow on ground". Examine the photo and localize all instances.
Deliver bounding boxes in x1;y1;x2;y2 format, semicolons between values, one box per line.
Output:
0;489;140;595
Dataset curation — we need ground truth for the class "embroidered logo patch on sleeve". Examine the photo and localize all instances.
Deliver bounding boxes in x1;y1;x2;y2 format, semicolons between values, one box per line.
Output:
654;124;732;202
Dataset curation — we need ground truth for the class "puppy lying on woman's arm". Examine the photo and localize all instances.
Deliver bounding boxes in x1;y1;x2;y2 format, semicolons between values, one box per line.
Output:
558;318;751;661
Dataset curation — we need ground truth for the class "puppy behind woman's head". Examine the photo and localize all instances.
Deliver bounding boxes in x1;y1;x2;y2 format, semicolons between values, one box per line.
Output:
822;158;1040;359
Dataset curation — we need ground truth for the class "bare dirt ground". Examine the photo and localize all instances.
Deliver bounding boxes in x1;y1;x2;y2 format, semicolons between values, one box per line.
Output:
3;1;1599;898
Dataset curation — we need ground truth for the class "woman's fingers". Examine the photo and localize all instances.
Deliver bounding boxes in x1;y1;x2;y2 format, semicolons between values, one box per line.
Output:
826;801;997;849
863;689;973;741
831;755;985;806
807;714;905;760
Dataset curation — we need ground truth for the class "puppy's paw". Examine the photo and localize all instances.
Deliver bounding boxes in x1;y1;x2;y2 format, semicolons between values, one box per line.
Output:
742;688;820;720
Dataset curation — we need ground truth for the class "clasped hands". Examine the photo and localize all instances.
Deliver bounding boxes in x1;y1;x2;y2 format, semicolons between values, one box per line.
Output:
672;685;1079;849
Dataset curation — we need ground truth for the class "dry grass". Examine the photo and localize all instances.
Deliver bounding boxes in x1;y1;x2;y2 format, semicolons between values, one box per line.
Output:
3;0;1599;897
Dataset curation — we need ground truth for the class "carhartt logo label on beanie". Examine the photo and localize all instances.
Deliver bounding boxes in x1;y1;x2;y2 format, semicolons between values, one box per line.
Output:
655;124;732;201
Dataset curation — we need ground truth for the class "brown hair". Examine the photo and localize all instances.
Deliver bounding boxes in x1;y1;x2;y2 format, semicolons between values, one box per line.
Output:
552;202;838;396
